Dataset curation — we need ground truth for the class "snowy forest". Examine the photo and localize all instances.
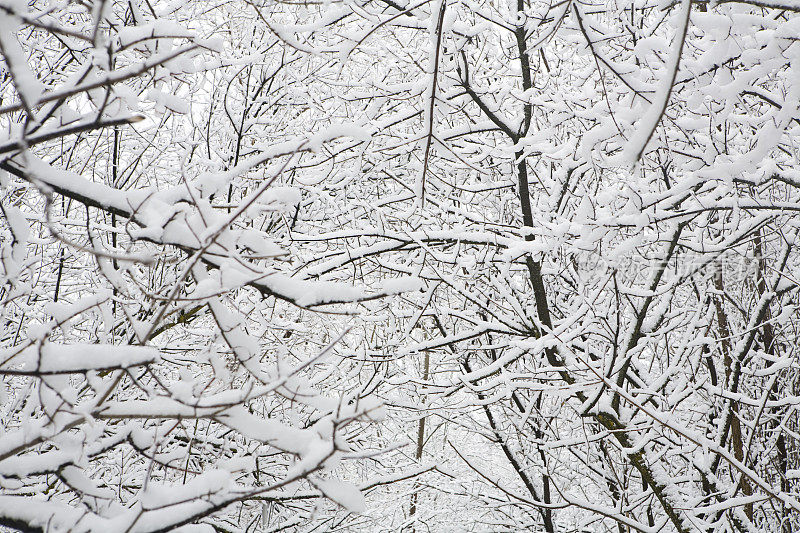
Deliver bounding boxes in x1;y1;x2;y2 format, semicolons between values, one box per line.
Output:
1;0;800;531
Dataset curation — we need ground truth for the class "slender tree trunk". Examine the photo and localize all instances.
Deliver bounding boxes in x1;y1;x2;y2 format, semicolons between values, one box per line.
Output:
714;262;752;519
408;349;430;527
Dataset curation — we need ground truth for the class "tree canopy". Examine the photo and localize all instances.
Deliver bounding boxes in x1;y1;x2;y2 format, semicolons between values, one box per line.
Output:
2;0;800;531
